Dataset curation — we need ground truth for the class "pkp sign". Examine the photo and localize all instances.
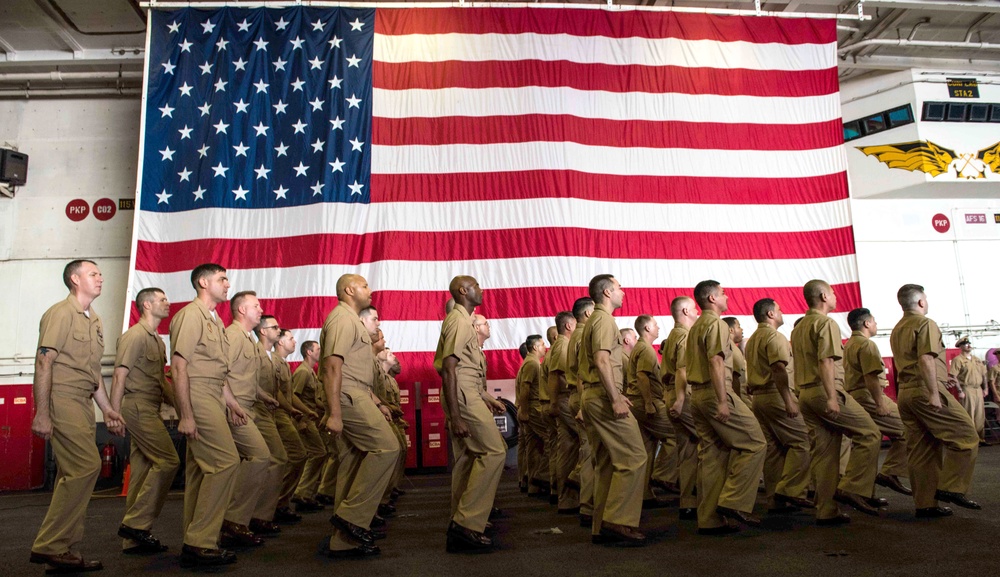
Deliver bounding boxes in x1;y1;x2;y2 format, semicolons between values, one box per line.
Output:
65;199;89;222
932;213;951;233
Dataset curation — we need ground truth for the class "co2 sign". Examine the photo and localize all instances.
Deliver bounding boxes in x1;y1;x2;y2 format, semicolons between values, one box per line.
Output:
932;213;951;233
93;198;116;221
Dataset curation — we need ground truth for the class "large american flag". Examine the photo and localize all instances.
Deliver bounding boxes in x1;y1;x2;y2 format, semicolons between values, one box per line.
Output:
128;5;858;386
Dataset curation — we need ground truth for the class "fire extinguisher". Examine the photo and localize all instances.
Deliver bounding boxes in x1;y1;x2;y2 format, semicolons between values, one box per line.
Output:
101;441;116;479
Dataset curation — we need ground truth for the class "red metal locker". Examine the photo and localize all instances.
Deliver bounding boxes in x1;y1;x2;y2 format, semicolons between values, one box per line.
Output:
0;385;46;492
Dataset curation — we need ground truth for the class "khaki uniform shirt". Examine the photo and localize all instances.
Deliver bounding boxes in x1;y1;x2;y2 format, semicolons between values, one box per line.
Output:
567;327;585;390
578;304;624;392
273;356;294;408
789;309;844;389
293;362;321;413
844;331;887;392
539;352;551;402
732;344;747;393
115;320;167;401
320;302;375;391
256;342;277;398
169;299;228;382
685;310;732;388
543;334;570;397
990;364;1000;389
889;311;947;389
626;339;662;399
225;323;260;405
744;322;792;393
433;306;483;389
661;325;690;393
38;295;104;392
950;355;987;389
516;357;543;403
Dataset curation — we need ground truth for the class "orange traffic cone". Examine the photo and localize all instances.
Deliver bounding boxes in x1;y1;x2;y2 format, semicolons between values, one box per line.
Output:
119;462;131;497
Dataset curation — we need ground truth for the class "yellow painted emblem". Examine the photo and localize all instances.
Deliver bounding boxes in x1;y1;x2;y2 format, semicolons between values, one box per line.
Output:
857;140;1000;179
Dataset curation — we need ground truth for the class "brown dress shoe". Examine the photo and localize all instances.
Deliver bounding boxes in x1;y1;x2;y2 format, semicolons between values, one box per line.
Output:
29;551;103;572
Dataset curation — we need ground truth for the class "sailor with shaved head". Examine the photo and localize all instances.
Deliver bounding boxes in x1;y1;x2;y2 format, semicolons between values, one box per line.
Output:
320;274;399;558
435;276;506;553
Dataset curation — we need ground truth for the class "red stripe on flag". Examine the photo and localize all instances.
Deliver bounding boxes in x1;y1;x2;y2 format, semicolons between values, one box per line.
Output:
135;227;856;273
374;8;837;45
151;284;863;329
372;116;843;150
374;61;838;98
370;172;848;205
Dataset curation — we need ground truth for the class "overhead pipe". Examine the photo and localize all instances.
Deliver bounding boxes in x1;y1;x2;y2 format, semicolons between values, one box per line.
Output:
839;37;1000;56
0;86;142;98
0;71;143;82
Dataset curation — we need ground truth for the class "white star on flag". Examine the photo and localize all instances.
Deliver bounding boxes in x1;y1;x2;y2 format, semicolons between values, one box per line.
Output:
233;185;250;201
254;37;268;51
350;137;364;151
233;142;250;157
274;100;288;114
234;99;250;113
167;21;180;34
178;125;193;139
312;19;325;32
330;116;345;130
292;119;308;134
312;138;325;152
160;146;175;161
178;82;193;97
253;122;269;137
348;180;364;195
201;20;216;34
329;36;342;49
346;54;361;68
350;19;364;31
236;19;250;32
159;104;174;118
309;56;323;70
329;158;345;172
199;62;213;75
275;142;289;157
255;164;271;179
179;39;193;52
293;162;309;177
233;57;247;71
197;144;210;158
178;167;192;182
291;36;304;50
198;103;211;116
273;185;289;199
273;57;287;71
192;186;206;200
162;61;176;75
156;189;172;204
309;97;325;111
216;37;229;51
214;78;228;91
346;94;361;108
311;181;324;195
212;162;228;177
254;79;269;93
275;17;289;31
329;76;343;90
291;78;305;91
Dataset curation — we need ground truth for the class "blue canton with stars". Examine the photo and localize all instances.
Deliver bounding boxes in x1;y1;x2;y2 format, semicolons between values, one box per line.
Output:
141;7;373;212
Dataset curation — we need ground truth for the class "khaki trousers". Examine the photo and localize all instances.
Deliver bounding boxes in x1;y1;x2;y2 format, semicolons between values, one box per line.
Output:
380;422;407;504
628;395;677;500
689;386;766;529
391;421;408;489
848;389;909;478
897;386;979;509
552;394;581;510
961;385;986;442
750;390;811;506
182;381;239;549
224;403;271;526
32;387;102;555
524;401;551;492
318;425;341;499
119;396;180;549
295;419;328;500
448;383;506;533
329;387;400;551
570;390;595;516
517;413;528;486
664;388;699;509
798;386;880;520
252;406;287;521
581;386;646;534
274;410;306;509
